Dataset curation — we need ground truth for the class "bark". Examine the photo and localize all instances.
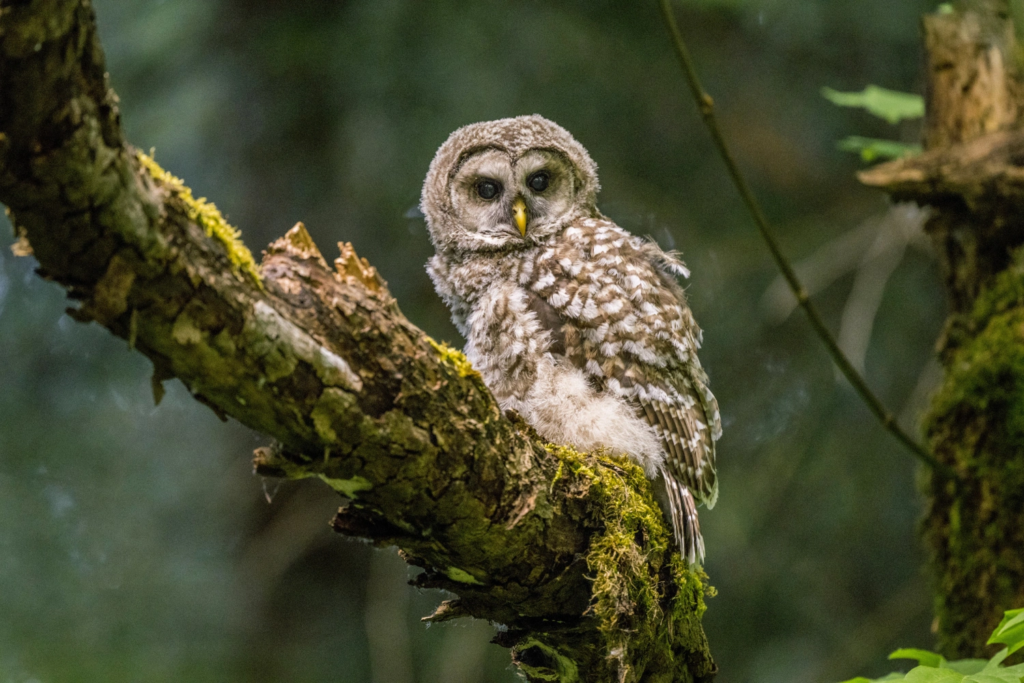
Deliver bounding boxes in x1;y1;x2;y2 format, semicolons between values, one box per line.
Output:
859;0;1024;659
0;1;716;681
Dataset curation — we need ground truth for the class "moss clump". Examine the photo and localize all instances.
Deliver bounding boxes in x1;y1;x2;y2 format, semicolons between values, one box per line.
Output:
923;246;1024;657
428;338;479;378
516;638;581;682
927;246;1024;456
137;150;261;286
667;553;714;650
545;444;711;677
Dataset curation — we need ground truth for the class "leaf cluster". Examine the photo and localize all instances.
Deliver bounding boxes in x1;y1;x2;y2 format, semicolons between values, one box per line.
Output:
822;85;924;161
841;610;1024;683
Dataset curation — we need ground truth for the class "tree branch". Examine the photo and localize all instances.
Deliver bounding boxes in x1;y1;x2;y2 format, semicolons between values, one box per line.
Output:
860;129;1024;318
0;1;715;680
657;0;952;478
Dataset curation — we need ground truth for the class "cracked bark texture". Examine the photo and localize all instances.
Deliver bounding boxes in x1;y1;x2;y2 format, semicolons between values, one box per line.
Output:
860;0;1024;659
0;1;715;681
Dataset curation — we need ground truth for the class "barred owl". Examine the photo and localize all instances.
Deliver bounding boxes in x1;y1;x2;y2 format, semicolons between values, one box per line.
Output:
421;115;721;564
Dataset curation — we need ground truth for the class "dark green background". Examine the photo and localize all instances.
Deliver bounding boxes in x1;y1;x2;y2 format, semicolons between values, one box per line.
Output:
0;1;946;681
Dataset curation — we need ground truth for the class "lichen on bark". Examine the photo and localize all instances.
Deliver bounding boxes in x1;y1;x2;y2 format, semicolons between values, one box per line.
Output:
136;150;261;285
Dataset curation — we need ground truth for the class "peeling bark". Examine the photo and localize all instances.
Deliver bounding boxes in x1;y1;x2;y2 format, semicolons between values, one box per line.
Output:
922;2;1020;151
859;129;1024;316
860;0;1024;659
0;1;715;680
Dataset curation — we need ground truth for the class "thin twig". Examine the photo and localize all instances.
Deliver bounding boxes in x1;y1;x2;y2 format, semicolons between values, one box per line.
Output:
658;0;956;478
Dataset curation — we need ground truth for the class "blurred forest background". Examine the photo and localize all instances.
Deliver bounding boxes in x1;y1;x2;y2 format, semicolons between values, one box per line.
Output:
0;1;948;682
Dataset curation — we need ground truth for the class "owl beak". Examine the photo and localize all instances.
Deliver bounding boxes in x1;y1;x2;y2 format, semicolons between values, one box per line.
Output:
512;196;528;236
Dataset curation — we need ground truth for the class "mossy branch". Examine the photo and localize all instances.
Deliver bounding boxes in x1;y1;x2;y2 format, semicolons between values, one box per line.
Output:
136;150;261;285
0;1;714;680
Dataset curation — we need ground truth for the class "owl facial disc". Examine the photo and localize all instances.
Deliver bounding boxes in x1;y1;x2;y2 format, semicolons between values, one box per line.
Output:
421;115;601;253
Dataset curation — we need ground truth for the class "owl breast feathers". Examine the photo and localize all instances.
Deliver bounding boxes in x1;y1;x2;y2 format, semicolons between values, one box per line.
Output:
421;115;721;565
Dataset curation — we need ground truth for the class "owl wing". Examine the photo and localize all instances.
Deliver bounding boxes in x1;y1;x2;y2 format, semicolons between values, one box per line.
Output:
636;368;719;509
526;218;720;508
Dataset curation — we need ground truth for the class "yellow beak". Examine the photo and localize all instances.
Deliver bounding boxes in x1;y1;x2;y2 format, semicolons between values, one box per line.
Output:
512;197;527;236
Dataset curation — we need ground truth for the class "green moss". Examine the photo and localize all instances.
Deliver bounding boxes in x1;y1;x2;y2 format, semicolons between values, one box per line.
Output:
515;638;580;682
929;314;1024;445
549;461;565;492
137;150;262;286
428;338;479;378
972;249;1024;324
546;443;668;628
927;247;1024;455
545;444;711;675
316;473;372;498
667;554;713;647
923;245;1024;657
444;566;484;585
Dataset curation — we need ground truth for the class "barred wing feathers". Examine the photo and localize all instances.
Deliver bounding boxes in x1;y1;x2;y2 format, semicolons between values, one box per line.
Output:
526;217;721;510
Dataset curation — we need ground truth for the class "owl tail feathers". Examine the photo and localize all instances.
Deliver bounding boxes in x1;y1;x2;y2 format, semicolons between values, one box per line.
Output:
659;468;705;566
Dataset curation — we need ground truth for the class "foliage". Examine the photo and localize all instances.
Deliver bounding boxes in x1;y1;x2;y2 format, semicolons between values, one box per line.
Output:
838;609;1024;683
836;136;922;162
823;85;924;161
822;86;925;125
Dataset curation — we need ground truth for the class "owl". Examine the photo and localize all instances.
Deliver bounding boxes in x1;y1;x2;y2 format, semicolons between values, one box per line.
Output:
421;115;721;564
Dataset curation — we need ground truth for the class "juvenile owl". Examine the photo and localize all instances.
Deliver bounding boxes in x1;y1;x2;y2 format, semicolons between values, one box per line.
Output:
421;115;721;564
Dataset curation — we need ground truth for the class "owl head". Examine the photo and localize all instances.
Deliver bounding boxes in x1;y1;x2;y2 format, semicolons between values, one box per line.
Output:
421;115;601;254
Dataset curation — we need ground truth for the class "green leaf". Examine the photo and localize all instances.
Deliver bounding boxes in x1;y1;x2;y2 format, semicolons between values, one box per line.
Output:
937;3;955;14
892;650;946;668
945;660;990;675
822;85;925;124
903;666;965;683
840;675;906;683
963;672;1024;683
837;136;922;162
986;648;1011;671
998;663;1024;678
988;609;1024;655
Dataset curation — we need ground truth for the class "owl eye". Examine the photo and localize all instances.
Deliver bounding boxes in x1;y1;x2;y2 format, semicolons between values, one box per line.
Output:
527;172;550;193
476;179;501;200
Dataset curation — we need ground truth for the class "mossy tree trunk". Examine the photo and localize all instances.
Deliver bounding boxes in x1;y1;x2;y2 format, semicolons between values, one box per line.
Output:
0;1;716;681
860;0;1024;659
